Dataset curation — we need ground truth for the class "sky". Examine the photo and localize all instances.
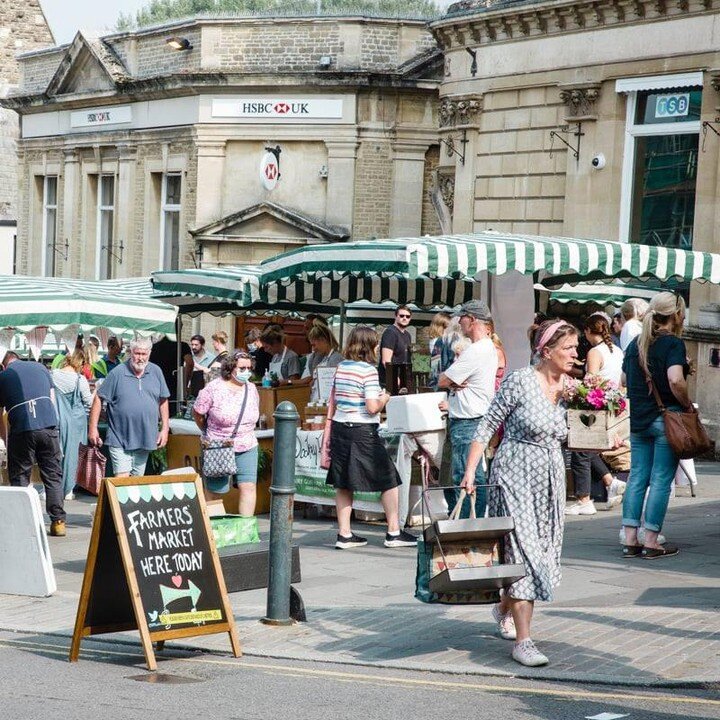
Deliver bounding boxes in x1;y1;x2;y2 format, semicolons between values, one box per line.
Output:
40;0;455;44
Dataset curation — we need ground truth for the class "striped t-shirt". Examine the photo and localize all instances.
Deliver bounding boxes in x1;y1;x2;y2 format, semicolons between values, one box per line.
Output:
332;360;381;424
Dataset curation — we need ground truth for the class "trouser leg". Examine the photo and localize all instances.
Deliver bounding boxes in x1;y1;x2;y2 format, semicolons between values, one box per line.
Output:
570;451;592;497
34;428;66;522
7;431;34;487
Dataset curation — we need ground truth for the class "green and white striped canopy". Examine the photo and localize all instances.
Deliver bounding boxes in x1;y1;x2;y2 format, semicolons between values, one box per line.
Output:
152;264;479;309
537;282;659;307
259;232;720;287
0;275;178;338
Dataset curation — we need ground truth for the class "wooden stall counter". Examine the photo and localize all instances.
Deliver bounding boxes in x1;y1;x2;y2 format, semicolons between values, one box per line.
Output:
166;419;274;514
257;384;311;428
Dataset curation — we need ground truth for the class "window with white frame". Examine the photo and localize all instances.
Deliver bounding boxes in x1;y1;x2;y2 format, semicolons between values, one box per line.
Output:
160;173;182;270
97;174;115;279
42;176;58;276
618;76;702;250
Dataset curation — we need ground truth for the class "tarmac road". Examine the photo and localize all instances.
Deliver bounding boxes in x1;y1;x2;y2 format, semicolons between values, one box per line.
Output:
0;631;718;720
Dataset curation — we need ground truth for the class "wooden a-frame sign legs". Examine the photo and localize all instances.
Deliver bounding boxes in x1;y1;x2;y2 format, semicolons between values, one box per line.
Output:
69;475;241;670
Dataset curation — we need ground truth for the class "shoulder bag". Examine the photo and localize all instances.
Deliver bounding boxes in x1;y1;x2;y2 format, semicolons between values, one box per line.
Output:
201;387;249;478
319;384;336;470
642;363;712;459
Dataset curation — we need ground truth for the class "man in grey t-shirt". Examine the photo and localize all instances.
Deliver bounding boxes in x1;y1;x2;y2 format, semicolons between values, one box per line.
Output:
89;337;170;477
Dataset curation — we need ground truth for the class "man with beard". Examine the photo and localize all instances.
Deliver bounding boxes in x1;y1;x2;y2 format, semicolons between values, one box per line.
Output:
88;337;170;477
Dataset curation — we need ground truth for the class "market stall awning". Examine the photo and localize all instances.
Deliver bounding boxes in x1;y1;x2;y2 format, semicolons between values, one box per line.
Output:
537;281;659;307
259;232;720;286
152;264;479;310
0;275;178;338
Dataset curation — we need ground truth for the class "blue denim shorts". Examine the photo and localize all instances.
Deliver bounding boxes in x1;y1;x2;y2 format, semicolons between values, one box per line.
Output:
205;446;259;494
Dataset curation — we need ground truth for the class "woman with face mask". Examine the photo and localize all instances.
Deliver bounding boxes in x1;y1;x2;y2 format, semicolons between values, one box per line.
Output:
193;351;260;515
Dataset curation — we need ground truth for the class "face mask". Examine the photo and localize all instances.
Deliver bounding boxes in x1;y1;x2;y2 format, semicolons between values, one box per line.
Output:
235;369;252;383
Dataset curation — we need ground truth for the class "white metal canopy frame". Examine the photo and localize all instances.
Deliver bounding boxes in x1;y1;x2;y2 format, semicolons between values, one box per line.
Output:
258;232;720;288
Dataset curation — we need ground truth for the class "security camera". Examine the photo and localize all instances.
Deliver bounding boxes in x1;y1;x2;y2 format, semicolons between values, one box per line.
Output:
591;153;606;170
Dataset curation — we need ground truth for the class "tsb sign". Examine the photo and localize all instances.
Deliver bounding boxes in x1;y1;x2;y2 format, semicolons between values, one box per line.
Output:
654;93;690;119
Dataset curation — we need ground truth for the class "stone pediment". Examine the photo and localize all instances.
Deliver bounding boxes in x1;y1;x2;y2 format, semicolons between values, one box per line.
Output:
399;48;444;82
192;202;349;243
46;31;131;97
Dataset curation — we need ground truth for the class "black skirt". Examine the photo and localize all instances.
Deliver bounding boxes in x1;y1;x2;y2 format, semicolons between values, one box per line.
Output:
326;421;401;493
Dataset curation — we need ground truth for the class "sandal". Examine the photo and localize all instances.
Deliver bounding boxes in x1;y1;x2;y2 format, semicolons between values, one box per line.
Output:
641;545;679;559
622;545;643;558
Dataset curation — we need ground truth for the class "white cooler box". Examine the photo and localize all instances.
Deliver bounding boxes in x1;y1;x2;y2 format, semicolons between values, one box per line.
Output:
385;392;446;434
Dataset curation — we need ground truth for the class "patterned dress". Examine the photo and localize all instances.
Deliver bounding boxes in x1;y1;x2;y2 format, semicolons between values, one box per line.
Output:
473;366;567;602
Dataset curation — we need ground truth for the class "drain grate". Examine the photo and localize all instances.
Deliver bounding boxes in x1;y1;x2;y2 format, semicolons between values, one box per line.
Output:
126;673;203;684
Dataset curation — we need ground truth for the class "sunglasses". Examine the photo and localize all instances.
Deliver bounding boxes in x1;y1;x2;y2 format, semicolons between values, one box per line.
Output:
397;313;412;319
234;351;251;360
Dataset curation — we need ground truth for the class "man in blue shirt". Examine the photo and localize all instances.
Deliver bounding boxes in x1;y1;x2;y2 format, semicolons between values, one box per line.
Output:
88;337;170;477
0;351;66;536
92;336;123;379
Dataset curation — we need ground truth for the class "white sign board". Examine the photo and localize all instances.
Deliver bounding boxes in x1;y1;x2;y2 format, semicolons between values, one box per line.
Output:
0;487;56;597
70;105;132;128
260;152;279;190
212;98;343;119
314;367;337;403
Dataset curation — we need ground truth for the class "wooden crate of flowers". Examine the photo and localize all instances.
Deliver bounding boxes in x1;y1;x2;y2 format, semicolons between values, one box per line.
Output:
564;375;629;451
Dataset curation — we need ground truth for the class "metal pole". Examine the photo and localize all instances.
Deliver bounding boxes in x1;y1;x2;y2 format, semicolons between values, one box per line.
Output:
262;400;299;625
339;300;346;347
175;314;184;414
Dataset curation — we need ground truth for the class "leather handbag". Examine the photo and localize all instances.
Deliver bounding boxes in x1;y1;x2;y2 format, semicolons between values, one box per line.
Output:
201;388;249;478
643;365;712;460
319;384;336;470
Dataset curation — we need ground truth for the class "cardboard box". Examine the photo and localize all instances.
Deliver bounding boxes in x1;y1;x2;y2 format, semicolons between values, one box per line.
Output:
386;392;446;434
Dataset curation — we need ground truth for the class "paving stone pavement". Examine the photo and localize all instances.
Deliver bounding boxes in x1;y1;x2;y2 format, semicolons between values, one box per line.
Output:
2;465;719;687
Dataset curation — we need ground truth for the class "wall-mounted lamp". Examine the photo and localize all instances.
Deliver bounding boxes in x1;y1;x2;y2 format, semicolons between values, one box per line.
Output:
465;47;477;77
166;36;193;51
318;55;332;69
318;165;328;179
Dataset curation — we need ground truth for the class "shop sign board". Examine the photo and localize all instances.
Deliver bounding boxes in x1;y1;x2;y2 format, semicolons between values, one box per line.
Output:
212;97;343;119
69;474;240;670
70;105;132;128
260;152;279;190
654;93;690;119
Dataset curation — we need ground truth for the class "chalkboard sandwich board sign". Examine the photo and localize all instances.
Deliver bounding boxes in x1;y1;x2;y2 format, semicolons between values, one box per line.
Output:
70;475;240;670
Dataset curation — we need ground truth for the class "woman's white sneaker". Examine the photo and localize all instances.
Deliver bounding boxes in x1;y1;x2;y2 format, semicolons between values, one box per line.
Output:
491;603;516;640
512;639;549;667
565;500;596;516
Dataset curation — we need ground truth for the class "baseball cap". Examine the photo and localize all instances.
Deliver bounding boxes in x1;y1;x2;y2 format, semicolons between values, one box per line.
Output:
453;300;492;322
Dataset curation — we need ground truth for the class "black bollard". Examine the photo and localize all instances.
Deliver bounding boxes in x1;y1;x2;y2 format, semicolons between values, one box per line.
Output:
262;400;299;625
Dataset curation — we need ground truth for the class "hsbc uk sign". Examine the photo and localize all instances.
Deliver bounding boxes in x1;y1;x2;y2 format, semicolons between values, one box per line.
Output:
70;105;132;128
212;98;343;119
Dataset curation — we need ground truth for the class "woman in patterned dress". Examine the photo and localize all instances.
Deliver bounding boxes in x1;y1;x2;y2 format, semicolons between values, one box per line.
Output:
461;320;579;667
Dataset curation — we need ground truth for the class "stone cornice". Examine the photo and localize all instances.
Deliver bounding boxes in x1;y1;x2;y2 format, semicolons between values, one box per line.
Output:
431;0;718;51
0;72;440;114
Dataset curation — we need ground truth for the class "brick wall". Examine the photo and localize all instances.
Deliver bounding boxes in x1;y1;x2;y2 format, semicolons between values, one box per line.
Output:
108;29;202;79
474;86;566;234
352;140;392;239
0;0;54;221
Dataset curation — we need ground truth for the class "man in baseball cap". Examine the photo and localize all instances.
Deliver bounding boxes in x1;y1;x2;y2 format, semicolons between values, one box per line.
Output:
438;299;498;518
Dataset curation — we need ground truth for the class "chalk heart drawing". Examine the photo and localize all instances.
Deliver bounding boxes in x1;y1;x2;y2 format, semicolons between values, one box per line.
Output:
171;575;183;588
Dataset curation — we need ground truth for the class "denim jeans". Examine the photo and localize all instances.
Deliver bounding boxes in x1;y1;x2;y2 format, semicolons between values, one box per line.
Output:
446;417;486;518
622;416;679;532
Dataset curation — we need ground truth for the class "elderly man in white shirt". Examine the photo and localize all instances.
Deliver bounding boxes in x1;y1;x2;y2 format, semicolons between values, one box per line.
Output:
619;298;649;351
438;300;498;518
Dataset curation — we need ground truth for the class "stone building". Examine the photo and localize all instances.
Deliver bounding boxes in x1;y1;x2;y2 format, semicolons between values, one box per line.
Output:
0;0;54;273
3;16;441;282
430;0;720;442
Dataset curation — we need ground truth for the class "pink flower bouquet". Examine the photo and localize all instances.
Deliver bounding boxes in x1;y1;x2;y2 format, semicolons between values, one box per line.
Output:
563;375;627;416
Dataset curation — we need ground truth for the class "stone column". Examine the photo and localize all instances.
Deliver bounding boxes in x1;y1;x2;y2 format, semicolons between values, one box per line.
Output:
389;142;429;237
324;140;357;231
61;149;79;278
195;138;226;228
116;144;137;277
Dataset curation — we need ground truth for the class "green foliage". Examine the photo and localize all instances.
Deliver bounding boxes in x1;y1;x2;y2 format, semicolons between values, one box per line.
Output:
116;0;440;30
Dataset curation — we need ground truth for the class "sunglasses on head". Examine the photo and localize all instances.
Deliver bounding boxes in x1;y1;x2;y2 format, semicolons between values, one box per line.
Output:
234;351;251;360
